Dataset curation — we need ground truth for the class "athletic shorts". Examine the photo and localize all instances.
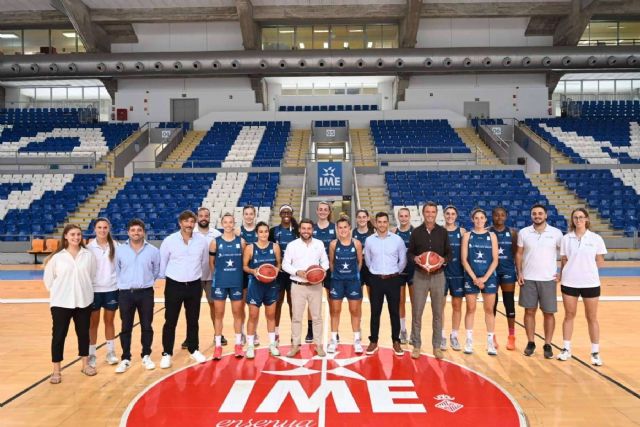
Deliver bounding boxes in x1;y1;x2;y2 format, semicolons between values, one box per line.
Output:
444;276;465;298
561;285;600;299
496;268;517;286
322;270;333;290
201;280;214;303
330;279;363;300
402;263;414;286
519;280;557;313
212;286;244;301
92;290;118;311
360;263;371;287
277;272;291;292
246;282;280;307
243;273;249;290
464;274;498;295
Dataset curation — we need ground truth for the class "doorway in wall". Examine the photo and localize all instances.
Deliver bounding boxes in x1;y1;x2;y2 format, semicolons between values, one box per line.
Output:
170;98;199;123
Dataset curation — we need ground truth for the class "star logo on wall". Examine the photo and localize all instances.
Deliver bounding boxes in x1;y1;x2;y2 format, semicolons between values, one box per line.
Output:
322;167;336;177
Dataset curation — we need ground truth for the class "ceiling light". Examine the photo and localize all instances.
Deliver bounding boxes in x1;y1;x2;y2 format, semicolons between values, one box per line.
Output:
343;42;349;48
349;29;363;33
0;33;19;39
367;41;373;48
314;29;329;33
323;42;329;48
298;42;305;49
279;30;294;34
63;32;77;38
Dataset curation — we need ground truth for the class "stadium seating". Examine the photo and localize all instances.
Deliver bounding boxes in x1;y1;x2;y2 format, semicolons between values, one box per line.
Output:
573;100;640;119
278;104;379;112
371;119;471;154
556;169;639;235
385;170;566;230
471;118;504;128
314;121;347;127
0;173;105;241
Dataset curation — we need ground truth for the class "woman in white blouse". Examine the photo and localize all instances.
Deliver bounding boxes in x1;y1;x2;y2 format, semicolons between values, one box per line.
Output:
557;208;607;366
44;224;97;384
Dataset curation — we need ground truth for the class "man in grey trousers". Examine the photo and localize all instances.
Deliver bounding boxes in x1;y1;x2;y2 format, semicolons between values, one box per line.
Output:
407;202;452;359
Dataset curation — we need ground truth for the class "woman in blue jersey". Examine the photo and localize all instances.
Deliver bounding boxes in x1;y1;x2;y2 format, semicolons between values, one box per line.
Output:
210;213;246;360
461;208;499;356
328;217;364;354
312;201;335;343
392;207;414;344
270;204;299;343
243;221;282;359
489;207;518;351
352;209;375;298
440;206;466;352
237;205;258;346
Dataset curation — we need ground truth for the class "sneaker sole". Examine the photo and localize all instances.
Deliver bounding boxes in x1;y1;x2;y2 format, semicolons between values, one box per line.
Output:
365;348;378;355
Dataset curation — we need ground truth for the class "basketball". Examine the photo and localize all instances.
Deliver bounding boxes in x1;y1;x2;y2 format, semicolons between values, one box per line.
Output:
255;264;278;283
417;251;444;272
305;264;326;284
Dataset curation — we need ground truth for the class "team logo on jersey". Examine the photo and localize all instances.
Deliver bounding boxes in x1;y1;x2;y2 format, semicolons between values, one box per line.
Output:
505;232;510;237
226;260;234;267
498;247;505;255
122;347;526;427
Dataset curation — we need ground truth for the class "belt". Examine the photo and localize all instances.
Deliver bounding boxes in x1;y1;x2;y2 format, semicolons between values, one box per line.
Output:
292;280;315;286
371;273;401;280
122;287;153;292
167;277;201;285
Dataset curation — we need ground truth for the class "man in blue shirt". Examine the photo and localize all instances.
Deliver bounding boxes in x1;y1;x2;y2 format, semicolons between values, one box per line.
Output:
364;212;407;356
114;219;161;374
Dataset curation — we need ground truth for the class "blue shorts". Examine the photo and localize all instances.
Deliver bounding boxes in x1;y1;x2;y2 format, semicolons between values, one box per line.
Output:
444;276;465;298
92;290;119;311
330;278;362;300
360;263;371;286
246;280;279;307
276;272;291;292
323;270;333;290
212;286;244;301
402;263;414;285
496;269;517;286
463;274;498;295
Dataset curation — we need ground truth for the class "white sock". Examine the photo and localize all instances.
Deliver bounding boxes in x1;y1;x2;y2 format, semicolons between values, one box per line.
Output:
215;335;222;347
451;329;458;338
268;332;276;344
466;330;473;341
400;318;406;331
89;345;97;356
247;335;255;346
441;329;446;339
235;334;243;345
241;325;245;335
591;343;599;353
487;332;495;341
106;340;115;352
331;332;338;341
563;340;571;351
275;326;279;335
354;331;361;341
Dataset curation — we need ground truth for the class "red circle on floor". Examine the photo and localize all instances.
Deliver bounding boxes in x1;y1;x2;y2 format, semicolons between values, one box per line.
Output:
122;346;526;426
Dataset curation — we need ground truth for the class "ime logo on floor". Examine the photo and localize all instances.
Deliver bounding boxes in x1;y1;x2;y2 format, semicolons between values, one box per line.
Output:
122;347;525;427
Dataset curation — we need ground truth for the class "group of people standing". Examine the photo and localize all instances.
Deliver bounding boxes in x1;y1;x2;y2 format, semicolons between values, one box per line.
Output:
43;200;607;384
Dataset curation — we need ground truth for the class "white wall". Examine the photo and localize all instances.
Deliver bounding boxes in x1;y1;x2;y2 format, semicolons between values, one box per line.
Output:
114;77;261;123
4;88;32;106
275;94;382;108
112;22;244;53
400;74;550;119
416;17;553;48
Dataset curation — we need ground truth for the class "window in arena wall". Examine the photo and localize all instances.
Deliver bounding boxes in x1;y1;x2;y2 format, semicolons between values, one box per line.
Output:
51;29;78;53
262;24;397;50
382;25;399;48
35;88;51;103
278;27;295;50
598;80;615;94
565;81;581;95
23;29;50;54
620;22;640;45
262;27;278;50
0;29;22;55
312;25;329;49
296;26;312;49
582;80;598;96
331;25;349;49
580;20;640;46
616;80;632;96
348;25;364;49
366;24;383;48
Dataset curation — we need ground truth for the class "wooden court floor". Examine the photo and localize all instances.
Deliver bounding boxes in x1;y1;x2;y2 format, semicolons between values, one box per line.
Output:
0;263;639;426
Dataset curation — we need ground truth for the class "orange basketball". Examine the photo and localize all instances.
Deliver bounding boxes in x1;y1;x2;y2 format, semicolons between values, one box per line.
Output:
255;264;278;283
417;251;444;271
305;264;326;284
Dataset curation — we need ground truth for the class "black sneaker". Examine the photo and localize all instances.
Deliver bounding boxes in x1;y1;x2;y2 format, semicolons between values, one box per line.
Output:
524;341;536;356
181;340;188;350
543;344;553;359
305;329;314;343
221;335;228;346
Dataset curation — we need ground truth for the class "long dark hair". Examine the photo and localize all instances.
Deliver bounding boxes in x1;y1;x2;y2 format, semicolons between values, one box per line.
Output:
45;224;85;266
94;217;116;262
356;209;375;234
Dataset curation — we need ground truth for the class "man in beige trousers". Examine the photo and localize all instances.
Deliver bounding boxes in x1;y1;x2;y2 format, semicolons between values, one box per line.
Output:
282;219;330;357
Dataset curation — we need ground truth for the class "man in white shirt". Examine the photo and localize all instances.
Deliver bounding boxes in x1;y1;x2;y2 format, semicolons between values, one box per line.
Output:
159;210;210;368
181;207;223;350
516;204;563;359
281;219;329;357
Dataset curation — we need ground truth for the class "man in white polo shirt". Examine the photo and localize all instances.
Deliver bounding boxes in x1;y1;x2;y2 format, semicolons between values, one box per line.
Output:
159;210;209;368
516;204;563;359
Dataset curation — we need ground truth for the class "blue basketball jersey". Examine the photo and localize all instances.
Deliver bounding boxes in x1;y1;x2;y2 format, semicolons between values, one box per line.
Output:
213;235;243;288
489;227;516;274
249;242;277;286
395;225;413;248
352;228;373;247
466;231;495;277
240;225;257;244
271;225;296;252
444;227;464;278
313;222;335;253
332;239;359;281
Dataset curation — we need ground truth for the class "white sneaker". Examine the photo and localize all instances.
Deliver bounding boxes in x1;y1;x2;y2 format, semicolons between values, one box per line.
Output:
160;354;172;369
88;354;97;368
115;360;131;374
354;340;364;354
254;335;260;347
106;351;119;365
440;337;447;351
591;352;603;366
142;355;156;370
464;339;474;354
327;338;337;353
190;350;207;364
557;349;572;361
269;342;280;357
487;338;498;356
246;345;256;359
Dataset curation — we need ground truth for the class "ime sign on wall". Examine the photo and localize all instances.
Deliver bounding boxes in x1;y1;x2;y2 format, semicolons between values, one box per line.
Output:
318;162;342;196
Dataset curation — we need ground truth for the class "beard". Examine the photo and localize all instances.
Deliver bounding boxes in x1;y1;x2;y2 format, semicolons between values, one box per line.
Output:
198;220;210;229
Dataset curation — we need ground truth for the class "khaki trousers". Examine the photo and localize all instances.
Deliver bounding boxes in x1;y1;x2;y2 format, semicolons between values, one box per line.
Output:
291;282;323;346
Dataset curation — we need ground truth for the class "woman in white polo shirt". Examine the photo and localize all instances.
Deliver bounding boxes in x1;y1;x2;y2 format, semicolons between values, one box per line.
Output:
557;208;607;366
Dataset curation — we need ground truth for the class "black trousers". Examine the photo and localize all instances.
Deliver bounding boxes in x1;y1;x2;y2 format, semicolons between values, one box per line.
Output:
119;287;154;361
50;304;92;363
162;277;202;355
368;274;402;344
